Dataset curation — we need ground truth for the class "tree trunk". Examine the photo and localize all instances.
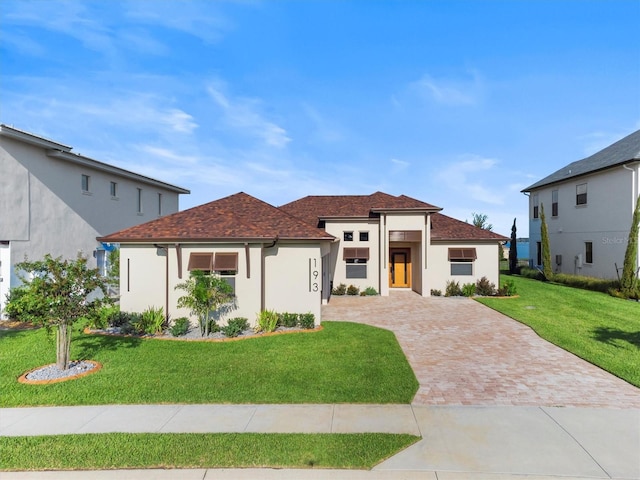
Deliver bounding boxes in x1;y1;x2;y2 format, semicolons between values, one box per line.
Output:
57;323;72;370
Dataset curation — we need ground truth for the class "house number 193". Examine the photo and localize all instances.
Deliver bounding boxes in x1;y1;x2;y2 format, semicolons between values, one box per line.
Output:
309;258;319;292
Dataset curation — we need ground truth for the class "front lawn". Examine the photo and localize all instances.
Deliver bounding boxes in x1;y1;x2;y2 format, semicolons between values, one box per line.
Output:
0;321;418;406
0;433;419;471
477;275;640;387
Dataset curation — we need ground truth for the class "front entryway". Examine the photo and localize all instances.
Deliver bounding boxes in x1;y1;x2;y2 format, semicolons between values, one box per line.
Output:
389;248;411;288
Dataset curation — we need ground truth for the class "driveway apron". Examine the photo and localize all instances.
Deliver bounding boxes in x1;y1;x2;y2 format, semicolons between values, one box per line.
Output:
321;291;640;407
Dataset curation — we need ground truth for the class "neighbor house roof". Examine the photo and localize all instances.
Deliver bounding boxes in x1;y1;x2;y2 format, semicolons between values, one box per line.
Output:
281;191;506;241
98;192;335;243
279;191;442;226
0;124;190;194
522;129;640;192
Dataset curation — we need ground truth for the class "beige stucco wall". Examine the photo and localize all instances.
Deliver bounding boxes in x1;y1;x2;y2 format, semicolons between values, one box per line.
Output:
264;242;323;321
324;220;380;293
119;241;325;328
529;163;640;279
426;242;501;294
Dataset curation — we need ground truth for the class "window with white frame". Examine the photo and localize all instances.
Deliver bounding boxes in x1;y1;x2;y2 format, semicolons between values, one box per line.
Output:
137;188;143;213
552;190;558;217
110;181;118;198
359;231;369;241
343;231;354;242
576;183;587;205
157;193;163;216
585;241;593;264
532;193;539;219
81;174;90;193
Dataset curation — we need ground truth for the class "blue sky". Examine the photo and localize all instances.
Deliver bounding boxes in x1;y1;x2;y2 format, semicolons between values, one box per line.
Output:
2;0;639;237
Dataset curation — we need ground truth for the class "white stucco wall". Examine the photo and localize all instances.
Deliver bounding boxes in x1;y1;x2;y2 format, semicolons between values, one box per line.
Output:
528;164;640;279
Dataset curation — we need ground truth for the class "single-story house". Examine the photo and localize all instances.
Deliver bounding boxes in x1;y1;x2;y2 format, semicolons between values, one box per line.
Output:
99;191;506;326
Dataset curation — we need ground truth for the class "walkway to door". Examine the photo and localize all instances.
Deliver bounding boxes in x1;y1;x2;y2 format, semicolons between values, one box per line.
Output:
321;291;640;407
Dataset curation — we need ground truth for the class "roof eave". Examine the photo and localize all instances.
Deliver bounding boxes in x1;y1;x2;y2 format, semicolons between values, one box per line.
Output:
98;235;333;244
48;150;190;194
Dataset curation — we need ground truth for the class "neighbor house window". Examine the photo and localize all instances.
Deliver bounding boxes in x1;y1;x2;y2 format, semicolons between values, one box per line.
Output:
359;231;369;242
110;181;118;198
532;193;539;219
448;248;476;276
552;190;558;217
576;183;587;205
344;247;369;279
585;242;593;264
81;174;90;193
536;242;542;266
343;232;354;242
137;188;143;213
157;193;162;216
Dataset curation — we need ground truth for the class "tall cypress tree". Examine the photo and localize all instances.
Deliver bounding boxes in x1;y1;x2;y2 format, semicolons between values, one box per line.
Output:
509;218;518;274
620;195;640;297
540;203;553;280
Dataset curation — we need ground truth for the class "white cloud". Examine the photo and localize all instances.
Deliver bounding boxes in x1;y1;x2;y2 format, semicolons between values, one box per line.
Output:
123;0;232;44
302;104;343;143
437;154;503;205
160;109;198;134
410;71;483;106
206;82;291;148
391;158;409;168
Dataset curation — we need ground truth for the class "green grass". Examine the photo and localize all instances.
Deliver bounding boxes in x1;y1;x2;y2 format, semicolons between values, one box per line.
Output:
0;321;418;406
0;433;420;471
477;275;640;387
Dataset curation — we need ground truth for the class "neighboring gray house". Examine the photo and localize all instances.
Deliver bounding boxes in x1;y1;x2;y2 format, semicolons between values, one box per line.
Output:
522;129;640;279
0;125;190;317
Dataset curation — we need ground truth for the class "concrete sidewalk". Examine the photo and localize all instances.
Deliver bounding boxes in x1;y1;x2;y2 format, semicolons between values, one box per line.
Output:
2;404;639;479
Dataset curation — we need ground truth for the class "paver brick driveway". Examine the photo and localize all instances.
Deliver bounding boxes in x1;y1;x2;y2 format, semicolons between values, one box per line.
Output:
322;291;640;407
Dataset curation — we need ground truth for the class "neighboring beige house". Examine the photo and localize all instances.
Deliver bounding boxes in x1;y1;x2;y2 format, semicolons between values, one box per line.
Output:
522;129;640;279
0;124;189;317
99;191;506;326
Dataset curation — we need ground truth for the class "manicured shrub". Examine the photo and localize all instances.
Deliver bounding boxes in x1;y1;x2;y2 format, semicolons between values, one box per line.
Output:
498;279;517;296
331;283;347;295
346;285;360;296
3;286;34;321
552;273;618;293
362;286;378;296
132;306;166;335
475;276;496;296
444;280;462;297
86;304;120;330
170;317;190;337
256;309;278;333
299;312;315;329
520;267;544;280
221;317;250;337
461;283;476;297
279;312;299;328
430;289;442;296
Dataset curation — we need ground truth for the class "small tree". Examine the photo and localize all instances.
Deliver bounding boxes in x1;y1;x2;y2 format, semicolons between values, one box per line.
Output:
540;203;553;280
471;212;493;231
509;218;518;274
11;254;111;370
620;195;640;297
175;270;234;336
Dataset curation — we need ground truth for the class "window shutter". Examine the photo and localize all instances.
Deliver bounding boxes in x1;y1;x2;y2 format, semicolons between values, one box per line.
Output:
448;248;477;260
343;247;370;260
187;253;213;271
213;252;238;271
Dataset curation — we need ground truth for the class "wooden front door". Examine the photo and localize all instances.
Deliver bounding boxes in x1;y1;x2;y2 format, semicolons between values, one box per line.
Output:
389;248;411;288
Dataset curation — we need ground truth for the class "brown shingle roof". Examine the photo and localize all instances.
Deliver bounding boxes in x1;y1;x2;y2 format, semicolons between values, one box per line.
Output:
98;192;335;243
279;191;441;226
431;213;508;241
